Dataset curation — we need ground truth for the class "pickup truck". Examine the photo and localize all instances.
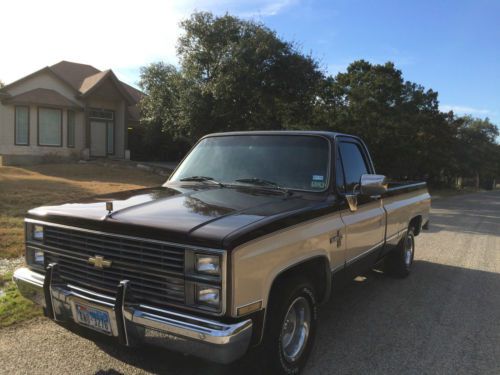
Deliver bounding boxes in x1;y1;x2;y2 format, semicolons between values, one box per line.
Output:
14;131;430;374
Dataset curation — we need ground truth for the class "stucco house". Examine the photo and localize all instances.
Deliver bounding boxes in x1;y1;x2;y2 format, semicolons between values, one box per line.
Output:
0;61;142;165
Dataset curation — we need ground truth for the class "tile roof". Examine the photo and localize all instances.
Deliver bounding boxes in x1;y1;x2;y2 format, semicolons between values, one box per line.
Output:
78;70;110;94
49;61;101;93
4;88;82;109
48;61;143;106
1;61;143;120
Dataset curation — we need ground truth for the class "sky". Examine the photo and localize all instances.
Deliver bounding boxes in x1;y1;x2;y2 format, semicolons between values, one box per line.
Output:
1;0;499;125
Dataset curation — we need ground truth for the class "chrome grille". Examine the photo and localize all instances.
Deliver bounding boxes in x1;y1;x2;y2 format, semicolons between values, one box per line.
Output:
43;226;186;307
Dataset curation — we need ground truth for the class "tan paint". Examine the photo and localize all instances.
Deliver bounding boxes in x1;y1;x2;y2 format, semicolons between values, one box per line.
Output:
231;211;345;316
230;188;431;318
384;189;431;244
340;199;385;262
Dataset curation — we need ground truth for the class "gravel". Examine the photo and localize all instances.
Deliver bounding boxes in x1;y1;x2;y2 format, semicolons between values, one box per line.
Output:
0;257;24;276
1;191;499;374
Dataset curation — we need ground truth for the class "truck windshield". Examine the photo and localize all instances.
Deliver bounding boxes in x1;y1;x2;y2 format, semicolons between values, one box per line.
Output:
169;135;330;192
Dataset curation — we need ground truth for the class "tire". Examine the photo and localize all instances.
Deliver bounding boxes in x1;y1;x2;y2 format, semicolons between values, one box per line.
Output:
260;279;318;375
384;227;415;278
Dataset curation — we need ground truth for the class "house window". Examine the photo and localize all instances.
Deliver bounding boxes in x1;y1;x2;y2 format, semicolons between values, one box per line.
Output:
67;110;75;148
107;122;114;154
15;106;29;145
89;109;114;120
38;107;62;146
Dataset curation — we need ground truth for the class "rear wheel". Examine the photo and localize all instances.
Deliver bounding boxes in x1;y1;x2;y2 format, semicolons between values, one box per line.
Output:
384;227;415;278
261;279;318;374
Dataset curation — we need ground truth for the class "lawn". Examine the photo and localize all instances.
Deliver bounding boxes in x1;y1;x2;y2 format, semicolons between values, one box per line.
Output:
0;162;166;259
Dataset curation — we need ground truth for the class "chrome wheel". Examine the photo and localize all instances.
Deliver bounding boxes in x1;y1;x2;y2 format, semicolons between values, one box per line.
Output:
280;296;311;363
404;234;414;267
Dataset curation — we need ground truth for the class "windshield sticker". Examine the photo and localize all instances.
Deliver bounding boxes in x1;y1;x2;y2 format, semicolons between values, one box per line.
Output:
312;175;324;181
311;181;326;189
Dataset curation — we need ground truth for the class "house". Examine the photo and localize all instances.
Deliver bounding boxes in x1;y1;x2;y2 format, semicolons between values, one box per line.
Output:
0;61;142;165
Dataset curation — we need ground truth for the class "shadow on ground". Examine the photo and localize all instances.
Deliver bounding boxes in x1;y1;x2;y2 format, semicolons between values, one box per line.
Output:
60;260;500;375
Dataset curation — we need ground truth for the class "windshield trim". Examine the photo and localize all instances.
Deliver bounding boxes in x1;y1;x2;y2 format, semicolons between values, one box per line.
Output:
164;133;332;193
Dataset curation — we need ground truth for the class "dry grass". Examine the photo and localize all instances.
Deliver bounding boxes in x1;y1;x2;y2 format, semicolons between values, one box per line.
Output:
0;162;165;259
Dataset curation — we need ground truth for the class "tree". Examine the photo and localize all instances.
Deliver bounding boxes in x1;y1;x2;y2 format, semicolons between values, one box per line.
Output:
454;116;500;188
137;12;499;188
318;60;455;181
140;12;324;142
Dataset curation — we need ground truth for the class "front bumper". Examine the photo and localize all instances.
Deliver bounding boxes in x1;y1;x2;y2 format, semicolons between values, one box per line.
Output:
13;267;252;364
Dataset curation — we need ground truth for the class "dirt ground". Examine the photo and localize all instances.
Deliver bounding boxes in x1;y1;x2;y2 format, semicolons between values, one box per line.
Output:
0;162;165;259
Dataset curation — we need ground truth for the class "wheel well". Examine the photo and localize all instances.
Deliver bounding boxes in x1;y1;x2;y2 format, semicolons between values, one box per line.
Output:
409;215;423;235
268;256;331;306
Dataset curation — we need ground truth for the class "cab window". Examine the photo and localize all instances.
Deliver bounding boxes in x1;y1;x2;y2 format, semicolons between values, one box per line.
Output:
338;141;369;192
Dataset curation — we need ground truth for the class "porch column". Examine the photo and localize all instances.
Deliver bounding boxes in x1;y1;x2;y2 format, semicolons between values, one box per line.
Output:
84;105;90;148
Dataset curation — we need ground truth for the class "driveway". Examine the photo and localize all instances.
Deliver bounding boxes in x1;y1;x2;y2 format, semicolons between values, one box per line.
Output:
1;191;499;374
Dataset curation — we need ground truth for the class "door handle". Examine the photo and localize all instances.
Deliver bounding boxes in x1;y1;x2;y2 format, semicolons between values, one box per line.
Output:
330;230;344;247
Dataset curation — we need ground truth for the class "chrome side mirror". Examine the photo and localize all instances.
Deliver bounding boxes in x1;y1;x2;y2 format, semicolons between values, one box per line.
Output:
360;174;388;196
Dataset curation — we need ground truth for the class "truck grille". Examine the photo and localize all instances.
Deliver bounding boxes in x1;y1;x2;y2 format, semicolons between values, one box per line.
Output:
43;226;186;307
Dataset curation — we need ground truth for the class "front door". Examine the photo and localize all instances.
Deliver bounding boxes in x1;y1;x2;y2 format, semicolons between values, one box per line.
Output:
336;138;386;268
90;121;106;157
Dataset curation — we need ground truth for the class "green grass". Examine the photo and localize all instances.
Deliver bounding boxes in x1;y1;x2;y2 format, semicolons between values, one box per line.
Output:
0;272;42;328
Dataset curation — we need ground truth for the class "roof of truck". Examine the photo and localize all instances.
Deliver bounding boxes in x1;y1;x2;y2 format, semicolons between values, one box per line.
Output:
204;130;357;140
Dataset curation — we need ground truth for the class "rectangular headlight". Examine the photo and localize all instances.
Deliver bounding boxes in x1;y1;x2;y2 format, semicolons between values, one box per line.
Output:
27;223;44;242
26;247;44;268
34;249;44;265
33;225;44;241
195;285;220;308
195;254;220;276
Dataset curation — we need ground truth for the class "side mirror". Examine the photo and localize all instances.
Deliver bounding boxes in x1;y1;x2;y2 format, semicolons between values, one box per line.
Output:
360;174;388;196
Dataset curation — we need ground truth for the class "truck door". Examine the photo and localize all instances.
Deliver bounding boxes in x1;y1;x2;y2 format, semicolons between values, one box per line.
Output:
336;138;386;269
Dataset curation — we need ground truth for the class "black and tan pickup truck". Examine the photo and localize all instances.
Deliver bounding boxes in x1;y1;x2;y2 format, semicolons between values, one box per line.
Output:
14;131;430;374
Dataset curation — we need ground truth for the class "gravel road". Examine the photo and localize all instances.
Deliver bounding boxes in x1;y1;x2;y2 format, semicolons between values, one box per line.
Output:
1;191;499;374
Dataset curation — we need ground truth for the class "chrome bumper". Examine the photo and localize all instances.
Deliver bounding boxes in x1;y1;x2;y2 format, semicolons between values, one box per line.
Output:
13;267;252;364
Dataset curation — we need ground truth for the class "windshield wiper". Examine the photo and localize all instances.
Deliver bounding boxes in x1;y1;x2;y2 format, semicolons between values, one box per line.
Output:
179;176;225;187
234;178;291;194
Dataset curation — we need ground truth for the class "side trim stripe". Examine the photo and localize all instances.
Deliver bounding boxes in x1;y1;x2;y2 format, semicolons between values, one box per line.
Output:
345;241;384;266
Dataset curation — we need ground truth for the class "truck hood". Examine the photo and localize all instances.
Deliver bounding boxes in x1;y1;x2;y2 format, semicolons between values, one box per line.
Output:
27;185;330;249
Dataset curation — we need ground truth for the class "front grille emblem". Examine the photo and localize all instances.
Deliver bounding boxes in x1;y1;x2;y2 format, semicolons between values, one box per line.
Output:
88;255;112;269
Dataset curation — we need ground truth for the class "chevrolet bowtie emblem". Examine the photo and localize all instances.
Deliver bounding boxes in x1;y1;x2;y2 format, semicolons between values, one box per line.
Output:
88;255;112;269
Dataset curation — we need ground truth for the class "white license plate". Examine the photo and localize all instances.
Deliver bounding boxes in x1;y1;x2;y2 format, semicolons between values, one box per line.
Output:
75;303;112;335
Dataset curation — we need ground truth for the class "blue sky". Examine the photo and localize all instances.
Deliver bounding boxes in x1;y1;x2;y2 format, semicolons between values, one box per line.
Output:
3;0;499;125
256;0;500;124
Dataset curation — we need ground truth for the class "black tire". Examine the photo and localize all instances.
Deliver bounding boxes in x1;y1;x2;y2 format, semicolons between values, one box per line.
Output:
260;279;318;375
384;227;415;278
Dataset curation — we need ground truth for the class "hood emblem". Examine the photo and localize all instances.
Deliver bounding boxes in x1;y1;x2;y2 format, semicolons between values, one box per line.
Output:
106;201;113;213
88;255;112;269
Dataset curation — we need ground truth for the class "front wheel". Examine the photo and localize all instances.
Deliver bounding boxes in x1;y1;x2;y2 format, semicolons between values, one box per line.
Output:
384;227;415;278
261;279;318;374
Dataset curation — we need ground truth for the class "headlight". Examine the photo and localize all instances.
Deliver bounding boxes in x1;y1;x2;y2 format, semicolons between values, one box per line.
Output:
196;285;220;308
26;247;44;267
27;223;44;242
34;249;44;265
195;254;220;276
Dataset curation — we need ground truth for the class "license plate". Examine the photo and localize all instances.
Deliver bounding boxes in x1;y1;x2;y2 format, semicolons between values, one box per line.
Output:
75;303;112;335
